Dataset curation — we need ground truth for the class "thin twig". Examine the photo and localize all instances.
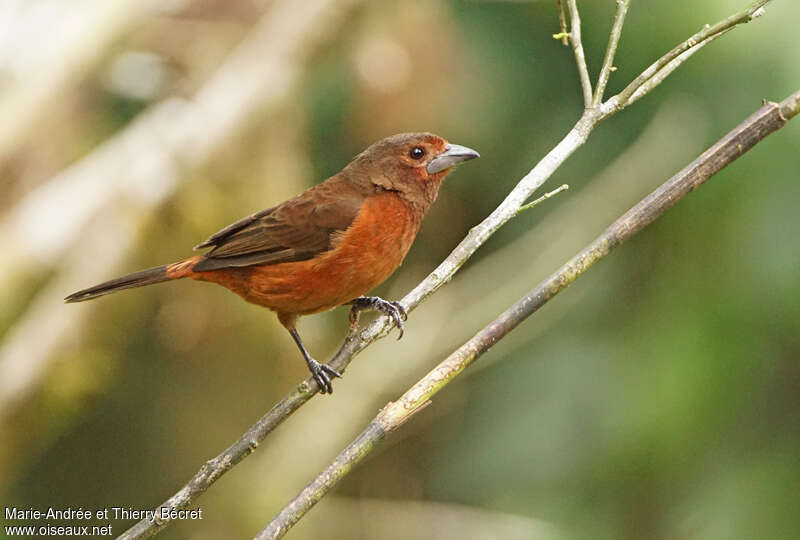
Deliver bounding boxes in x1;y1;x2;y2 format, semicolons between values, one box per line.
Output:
555;0;569;46
565;0;593;107
120;3;777;538
609;0;772;111
593;0;631;106
256;89;800;540
516;184;569;215
625;30;730;106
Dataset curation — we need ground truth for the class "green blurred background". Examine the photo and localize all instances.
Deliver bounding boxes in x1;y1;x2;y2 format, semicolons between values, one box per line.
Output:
1;0;798;538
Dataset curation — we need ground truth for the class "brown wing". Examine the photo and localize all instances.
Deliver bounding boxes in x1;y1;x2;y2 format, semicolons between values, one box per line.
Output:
192;179;365;272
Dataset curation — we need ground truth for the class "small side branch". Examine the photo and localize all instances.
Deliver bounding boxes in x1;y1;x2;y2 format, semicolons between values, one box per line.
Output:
255;88;800;540
565;0;593;107
593;0;631;106
516;184;569;215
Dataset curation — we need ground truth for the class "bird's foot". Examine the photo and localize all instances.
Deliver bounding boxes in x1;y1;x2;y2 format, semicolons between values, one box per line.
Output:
306;357;341;394
348;296;408;339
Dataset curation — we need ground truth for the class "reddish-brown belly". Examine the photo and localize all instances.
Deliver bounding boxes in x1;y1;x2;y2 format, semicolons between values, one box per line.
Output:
192;193;420;316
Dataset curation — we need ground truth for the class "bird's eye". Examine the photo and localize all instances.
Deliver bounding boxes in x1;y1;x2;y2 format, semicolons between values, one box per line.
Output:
409;146;426;160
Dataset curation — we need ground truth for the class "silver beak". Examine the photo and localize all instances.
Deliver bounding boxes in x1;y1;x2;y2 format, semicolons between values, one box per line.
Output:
426;143;480;174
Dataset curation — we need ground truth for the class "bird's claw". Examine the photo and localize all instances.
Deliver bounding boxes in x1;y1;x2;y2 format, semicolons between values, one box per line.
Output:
348;296;407;340
384;301;408;339
307;358;341;394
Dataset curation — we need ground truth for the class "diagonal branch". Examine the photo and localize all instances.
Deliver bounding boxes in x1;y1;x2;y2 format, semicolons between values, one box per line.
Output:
119;2;777;538
565;0;593;107
593;0;631;106
256;89;800;540
625;30;729;107
608;0;772;112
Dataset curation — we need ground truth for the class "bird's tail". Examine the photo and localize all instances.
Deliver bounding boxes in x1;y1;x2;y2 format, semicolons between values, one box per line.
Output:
64;258;200;303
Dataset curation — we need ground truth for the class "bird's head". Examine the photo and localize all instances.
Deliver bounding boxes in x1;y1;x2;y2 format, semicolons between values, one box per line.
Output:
346;132;479;208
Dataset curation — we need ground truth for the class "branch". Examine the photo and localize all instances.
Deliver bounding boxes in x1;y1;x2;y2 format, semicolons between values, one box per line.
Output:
624;30;729;107
256;88;800;540
565;0;593;107
516;184;569;215
119;2;777;538
608;0;771;111
592;0;631;106
554;0;569;46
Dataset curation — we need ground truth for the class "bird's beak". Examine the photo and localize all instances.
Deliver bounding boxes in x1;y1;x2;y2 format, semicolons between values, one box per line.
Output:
426;143;480;174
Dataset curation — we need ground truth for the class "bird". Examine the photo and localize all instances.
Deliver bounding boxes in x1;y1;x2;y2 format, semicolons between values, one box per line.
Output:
66;132;479;393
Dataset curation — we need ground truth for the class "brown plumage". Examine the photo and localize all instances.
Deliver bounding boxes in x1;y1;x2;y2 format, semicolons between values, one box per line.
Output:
66;133;479;393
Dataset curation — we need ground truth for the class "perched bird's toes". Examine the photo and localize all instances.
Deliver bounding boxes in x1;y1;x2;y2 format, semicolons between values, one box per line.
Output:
309;360;341;394
322;363;342;379
347;296;408;339
312;369;332;394
389;309;405;340
390;301;408;321
380;300;406;339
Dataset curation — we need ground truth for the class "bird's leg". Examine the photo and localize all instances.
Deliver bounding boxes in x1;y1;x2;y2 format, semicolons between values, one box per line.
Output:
347;296;408;339
288;328;341;394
